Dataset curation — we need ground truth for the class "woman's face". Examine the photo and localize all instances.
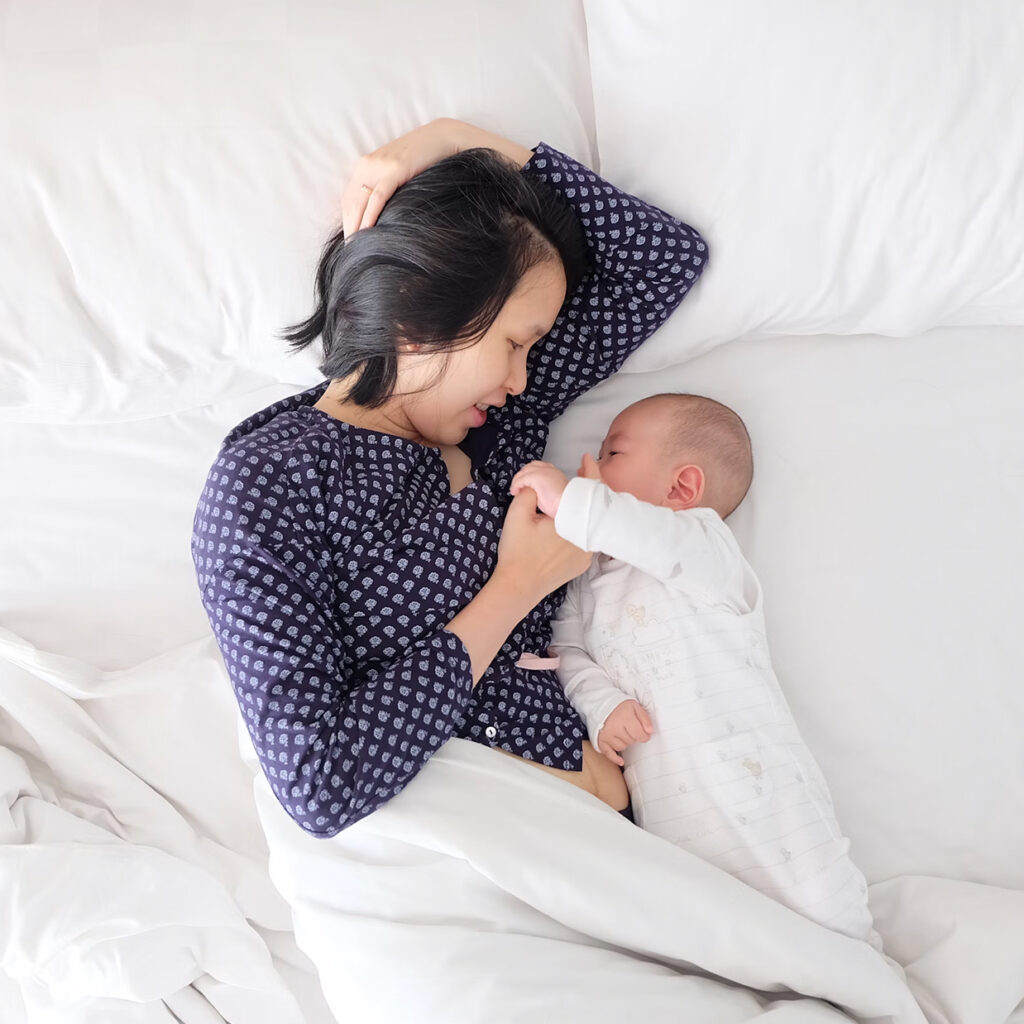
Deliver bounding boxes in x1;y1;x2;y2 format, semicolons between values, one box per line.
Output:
394;258;567;447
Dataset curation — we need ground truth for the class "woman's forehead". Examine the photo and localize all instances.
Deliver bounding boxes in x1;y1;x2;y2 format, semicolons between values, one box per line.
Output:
502;261;566;327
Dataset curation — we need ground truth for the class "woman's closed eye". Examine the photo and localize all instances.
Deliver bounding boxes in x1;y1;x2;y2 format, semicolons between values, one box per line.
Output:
508;339;524;352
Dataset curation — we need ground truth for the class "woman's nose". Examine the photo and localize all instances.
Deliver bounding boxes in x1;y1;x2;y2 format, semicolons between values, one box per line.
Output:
506;360;528;396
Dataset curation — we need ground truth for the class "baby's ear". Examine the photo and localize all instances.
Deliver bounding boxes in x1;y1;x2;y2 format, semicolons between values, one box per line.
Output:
666;464;704;509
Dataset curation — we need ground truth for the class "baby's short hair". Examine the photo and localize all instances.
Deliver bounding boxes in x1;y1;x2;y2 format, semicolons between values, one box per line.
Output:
639;393;753;518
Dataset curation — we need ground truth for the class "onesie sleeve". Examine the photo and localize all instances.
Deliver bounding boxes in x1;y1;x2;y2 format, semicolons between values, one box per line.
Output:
517;142;708;423
554;478;740;601
549;581;634;751
192;451;474;838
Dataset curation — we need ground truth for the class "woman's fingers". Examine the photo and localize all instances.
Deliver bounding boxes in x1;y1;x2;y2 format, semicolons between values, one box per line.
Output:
341;120;460;237
509;474;545;507
342;179;392;237
356;183;391;232
341;190;366;240
341;160;371;238
498;487;590;595
508;485;538;513
340;153;392;236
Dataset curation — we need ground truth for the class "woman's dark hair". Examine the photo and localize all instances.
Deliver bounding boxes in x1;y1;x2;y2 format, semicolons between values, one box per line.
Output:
280;147;591;407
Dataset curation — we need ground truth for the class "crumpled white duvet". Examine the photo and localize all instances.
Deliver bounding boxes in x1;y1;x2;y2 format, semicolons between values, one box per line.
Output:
0;627;311;1024
250;732;925;1024
3;625;1023;1024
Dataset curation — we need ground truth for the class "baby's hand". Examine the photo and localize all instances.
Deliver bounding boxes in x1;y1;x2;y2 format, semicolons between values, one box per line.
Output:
509;461;569;518
577;452;603;482
596;700;654;767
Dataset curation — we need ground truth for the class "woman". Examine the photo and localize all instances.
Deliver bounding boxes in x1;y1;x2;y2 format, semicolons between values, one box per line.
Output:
191;118;707;837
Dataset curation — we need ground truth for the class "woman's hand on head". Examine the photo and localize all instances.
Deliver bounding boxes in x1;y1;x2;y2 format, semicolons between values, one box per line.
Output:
342;119;460;237
341;118;534;238
496;488;592;601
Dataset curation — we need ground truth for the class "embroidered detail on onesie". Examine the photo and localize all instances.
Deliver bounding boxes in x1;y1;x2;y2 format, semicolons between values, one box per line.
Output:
625;604;673;646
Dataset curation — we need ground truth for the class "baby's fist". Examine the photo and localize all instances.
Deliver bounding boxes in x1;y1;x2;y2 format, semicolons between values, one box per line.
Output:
596;700;654;767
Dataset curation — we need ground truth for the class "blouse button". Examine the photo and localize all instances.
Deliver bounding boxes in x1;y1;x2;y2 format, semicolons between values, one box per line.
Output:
485;726;497;739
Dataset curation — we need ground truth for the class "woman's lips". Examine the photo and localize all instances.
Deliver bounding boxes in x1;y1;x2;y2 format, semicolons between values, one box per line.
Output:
469;404;487;427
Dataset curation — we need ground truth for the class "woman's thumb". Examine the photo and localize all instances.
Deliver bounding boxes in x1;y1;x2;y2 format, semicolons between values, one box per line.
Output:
508;486;538;518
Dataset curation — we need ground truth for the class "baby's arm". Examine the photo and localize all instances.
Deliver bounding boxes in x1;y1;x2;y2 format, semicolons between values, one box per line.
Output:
550;582;636;757
554;478;739;600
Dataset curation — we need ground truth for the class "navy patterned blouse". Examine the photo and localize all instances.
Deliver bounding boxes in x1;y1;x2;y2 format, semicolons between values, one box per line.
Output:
192;143;707;837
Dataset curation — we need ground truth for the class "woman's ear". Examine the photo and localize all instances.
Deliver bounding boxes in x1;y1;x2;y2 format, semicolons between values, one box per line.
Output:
666;464;705;510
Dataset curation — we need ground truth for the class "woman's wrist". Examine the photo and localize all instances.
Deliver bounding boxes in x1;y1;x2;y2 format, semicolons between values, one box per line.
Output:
444;567;544;686
437;117;534;169
488;562;548;609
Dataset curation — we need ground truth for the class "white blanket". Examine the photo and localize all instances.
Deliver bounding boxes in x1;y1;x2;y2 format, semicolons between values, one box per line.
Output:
4;625;1023;1024
0;628;323;1024
249;732;925;1024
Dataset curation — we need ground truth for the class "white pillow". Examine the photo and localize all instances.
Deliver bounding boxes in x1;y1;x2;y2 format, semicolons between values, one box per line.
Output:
583;0;1024;369
0;0;595;423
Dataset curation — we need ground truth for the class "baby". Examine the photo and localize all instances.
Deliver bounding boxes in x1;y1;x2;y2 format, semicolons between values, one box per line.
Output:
510;393;881;946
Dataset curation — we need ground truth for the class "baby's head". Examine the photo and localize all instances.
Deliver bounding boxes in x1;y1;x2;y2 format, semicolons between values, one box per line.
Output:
584;393;753;519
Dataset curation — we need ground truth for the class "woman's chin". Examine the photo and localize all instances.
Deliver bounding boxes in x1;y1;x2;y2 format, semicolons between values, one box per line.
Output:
424;425;467;449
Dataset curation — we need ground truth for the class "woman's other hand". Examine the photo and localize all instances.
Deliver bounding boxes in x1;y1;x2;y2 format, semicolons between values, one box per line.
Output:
342;118;534;238
497;487;591;600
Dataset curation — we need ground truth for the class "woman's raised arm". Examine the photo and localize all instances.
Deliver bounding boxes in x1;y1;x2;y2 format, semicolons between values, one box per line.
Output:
515;143;708;423
341;118;533;237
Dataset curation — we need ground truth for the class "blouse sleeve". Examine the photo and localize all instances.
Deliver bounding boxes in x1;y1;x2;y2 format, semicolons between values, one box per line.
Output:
517;142;708;423
192;448;474;838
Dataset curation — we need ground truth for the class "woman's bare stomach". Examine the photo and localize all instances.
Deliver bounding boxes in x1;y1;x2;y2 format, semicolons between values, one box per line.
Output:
494;740;629;811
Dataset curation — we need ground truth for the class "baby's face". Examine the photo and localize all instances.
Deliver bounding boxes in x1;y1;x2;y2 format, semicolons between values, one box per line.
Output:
581;404;676;506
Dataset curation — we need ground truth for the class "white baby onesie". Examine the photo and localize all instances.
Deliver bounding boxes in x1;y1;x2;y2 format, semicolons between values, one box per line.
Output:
551;477;880;946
